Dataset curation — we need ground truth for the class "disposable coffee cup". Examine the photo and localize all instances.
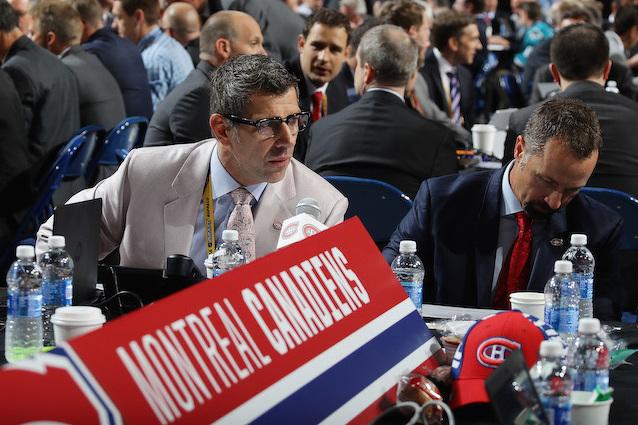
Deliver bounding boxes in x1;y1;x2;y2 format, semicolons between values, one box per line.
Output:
509;292;545;319
472;124;497;155
571;391;613;425
51;306;106;344
204;254;215;279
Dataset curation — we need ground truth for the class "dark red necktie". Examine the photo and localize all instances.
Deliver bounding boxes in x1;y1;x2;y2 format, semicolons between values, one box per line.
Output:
493;211;533;309
311;91;323;122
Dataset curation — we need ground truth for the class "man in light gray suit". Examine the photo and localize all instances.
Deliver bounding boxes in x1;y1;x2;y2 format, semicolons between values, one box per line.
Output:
37;54;347;273
30;0;125;130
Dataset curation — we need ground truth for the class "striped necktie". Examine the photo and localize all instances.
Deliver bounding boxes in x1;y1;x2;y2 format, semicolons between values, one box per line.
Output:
446;71;462;126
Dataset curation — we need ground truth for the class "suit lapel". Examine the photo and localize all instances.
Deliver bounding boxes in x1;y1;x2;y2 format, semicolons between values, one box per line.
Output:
474;169;505;306
163;141;215;260
423;51;447;111
527;210;569;291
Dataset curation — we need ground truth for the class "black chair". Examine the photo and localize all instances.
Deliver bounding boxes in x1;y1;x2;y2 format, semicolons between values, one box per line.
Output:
324;176;412;248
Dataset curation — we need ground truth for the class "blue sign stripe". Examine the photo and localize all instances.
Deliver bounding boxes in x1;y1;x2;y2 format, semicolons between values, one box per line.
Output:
251;311;434;424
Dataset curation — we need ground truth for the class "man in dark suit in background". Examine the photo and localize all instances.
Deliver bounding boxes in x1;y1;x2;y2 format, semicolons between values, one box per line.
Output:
305;24;458;199
384;98;623;320
144;10;265;146
0;68;28;195
503;24;638;199
420;9;481;130
162;1;201;66
285;8;351;162
30;0;126;130
75;0;153;120
0;0;80;169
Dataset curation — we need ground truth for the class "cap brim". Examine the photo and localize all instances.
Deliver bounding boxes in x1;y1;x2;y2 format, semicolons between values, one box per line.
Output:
450;378;490;409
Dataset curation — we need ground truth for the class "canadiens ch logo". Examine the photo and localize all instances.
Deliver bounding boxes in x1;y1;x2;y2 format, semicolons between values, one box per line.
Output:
282;222;299;239
476;337;521;368
302;224;321;237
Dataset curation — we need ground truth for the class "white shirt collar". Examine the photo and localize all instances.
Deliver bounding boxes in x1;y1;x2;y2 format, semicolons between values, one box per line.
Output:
366;87;405;102
433;47;456;75
209;145;267;201
501;161;523;216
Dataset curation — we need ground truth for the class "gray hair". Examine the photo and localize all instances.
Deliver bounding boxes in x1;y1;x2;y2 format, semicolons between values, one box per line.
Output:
210;54;298;117
523;98;601;159
357;24;418;87
200;10;240;56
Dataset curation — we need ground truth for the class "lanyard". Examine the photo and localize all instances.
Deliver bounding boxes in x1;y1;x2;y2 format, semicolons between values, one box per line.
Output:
203;175;215;256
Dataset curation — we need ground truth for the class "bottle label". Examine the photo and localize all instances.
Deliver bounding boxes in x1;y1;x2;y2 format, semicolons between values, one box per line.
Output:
544;304;558;329
573;370;609;392
573;273;594;300
542;399;571;425
400;281;423;310
42;278;73;306
7;293;42;317
558;305;578;335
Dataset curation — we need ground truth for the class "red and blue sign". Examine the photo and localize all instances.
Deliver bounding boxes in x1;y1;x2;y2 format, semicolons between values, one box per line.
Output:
0;218;440;423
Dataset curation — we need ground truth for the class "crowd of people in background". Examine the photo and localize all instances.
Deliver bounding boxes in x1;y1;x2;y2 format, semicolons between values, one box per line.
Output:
3;0;638;316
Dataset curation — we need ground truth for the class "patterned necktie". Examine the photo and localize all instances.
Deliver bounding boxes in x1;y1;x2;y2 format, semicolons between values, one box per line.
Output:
311;91;323;122
493;212;534;309
446;71;462;126
227;187;256;263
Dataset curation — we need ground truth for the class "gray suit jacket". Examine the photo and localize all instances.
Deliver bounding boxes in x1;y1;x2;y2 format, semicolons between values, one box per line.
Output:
37;140;348;268
143;60;215;147
61;45;126;130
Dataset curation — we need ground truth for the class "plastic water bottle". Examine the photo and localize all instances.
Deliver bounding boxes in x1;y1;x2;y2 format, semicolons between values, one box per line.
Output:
605;80;620;94
391;240;425;309
544;260;579;342
569;318;609;392
562;234;594;319
211;230;245;277
5;245;43;363
530;340;573;425
39;235;74;350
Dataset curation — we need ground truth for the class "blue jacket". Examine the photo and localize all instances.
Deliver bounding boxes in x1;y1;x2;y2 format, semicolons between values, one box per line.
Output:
382;167;623;320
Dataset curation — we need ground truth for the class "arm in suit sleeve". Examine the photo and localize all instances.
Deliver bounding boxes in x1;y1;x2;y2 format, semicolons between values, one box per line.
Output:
4;66;36;132
592;216;624;321
431;130;459;177
170;86;213;144
36;150;136;258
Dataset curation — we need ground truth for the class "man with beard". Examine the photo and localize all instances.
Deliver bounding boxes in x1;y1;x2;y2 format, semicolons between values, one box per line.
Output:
383;98;623;320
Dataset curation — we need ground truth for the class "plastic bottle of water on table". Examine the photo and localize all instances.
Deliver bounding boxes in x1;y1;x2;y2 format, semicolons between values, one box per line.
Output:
562;234;595;319
5;245;43;363
544;260;579;343
210;230;246;277
391;240;425;309
569;318;609;392
39;235;74;350
530;340;573;425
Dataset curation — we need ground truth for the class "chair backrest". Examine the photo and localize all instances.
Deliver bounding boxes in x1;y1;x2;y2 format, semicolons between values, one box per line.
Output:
498;72;526;108
64;125;104;181
581;187;638;250
97;116;149;166
324;176;413;246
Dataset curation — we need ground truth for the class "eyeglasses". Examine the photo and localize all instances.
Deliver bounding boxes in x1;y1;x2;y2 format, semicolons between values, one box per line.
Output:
223;112;310;138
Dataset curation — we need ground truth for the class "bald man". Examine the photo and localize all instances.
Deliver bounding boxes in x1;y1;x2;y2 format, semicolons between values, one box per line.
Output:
7;0;31;33
162;1;201;65
144;10;266;146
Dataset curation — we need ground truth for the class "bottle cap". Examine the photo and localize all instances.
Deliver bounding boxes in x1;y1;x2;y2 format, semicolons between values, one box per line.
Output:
539;340;564;357
48;235;66;249
16;245;35;259
222;229;239;242
554;260;572;273
570;234;587;246
399;240;417;254
578;318;601;334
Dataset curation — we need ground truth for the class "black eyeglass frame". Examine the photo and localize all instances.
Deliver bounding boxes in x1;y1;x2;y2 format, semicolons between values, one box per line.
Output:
222;112;311;136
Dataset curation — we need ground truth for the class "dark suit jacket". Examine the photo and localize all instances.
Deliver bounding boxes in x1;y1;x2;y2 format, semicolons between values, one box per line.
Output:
504;81;638;198
0;68;28;194
82;27;153;120
305;89;458;199
144;60;214;146
285;55;350;162
382;167;624;320
61;46;126;130
420;49;475;130
2;36;80;166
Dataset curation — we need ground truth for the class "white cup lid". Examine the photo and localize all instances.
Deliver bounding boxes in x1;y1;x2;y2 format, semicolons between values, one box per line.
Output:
16;245;35;259
399;240;417;253
51;306;106;326
554;260;573;273
48;235;66;249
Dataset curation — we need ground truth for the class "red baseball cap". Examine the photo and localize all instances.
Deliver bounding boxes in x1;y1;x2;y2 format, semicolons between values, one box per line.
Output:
449;311;560;408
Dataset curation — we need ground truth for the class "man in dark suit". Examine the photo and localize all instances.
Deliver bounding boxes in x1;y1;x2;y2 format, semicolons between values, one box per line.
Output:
0;1;80;169
30;0;126;130
0;68;28;195
383;98;623;320
75;0;153;120
305;24;458;199
144;11;265;146
285;8;351;162
420;10;481;130
503;24;638;199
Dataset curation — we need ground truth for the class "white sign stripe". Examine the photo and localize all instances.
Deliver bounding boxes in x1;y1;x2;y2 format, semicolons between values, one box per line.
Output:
319;336;441;425
215;298;416;424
